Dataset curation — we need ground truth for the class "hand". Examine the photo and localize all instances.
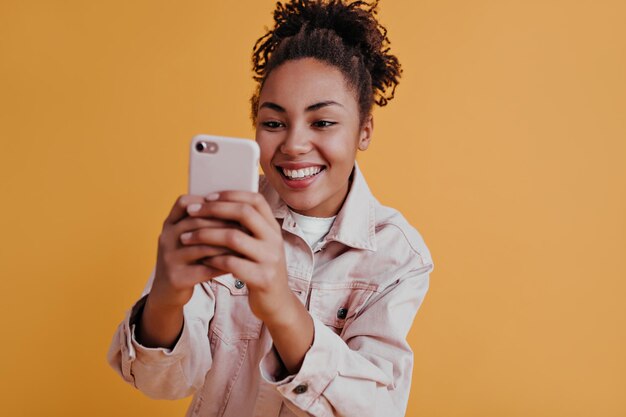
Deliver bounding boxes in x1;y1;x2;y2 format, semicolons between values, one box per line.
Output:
181;191;295;325
182;191;315;373
149;194;237;310
136;193;240;348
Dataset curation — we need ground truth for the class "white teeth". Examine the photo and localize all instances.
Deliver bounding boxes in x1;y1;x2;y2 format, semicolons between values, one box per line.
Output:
282;166;322;180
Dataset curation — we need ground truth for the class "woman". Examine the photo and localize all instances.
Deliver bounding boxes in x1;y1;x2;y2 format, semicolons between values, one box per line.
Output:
108;1;434;416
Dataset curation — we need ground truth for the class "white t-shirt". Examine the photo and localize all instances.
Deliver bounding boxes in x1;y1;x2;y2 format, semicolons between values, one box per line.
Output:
289;209;336;250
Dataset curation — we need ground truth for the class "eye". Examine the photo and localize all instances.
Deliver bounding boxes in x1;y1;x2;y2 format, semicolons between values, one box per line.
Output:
312;120;336;128
261;120;285;129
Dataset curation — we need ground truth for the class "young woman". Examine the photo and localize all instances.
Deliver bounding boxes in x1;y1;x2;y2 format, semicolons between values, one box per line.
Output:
108;1;434;416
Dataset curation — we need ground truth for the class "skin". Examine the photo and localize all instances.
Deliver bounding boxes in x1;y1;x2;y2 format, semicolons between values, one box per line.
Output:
256;58;373;217
136;57;373;374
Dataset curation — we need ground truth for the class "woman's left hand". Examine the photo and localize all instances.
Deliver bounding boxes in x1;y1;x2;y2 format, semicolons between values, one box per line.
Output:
181;191;294;325
183;190;314;373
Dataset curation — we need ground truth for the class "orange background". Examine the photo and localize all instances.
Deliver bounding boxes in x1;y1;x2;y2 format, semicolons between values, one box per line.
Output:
1;1;624;416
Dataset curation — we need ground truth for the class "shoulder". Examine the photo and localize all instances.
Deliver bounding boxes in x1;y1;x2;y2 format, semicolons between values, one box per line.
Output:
372;199;435;274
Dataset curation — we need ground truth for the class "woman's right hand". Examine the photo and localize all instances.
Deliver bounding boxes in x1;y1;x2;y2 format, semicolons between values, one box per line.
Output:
136;194;233;348
149;194;234;310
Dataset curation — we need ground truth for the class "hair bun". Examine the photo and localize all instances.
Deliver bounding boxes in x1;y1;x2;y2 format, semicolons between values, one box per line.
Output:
253;0;401;107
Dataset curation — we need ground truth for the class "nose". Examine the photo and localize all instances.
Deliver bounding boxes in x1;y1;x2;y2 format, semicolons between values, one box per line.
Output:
279;125;313;156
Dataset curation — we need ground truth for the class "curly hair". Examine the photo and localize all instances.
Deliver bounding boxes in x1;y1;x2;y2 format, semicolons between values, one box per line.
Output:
250;0;402;126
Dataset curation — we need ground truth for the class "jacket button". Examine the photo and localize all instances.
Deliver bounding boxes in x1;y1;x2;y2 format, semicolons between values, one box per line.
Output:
234;279;245;289
293;384;308;394
337;307;348;319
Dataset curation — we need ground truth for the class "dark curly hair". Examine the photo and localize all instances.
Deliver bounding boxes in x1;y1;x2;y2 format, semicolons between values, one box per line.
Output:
250;0;402;126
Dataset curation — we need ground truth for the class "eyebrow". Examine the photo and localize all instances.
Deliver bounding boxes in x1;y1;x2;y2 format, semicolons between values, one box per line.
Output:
259;100;344;113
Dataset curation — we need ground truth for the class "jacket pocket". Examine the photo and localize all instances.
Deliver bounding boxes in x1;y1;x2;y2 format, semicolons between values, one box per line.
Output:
209;274;263;344
308;282;378;335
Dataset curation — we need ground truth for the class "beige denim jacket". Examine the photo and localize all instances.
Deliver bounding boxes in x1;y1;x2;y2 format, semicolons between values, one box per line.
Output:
107;163;434;417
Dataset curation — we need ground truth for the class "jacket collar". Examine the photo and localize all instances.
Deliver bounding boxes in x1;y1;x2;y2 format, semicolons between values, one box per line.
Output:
260;161;377;251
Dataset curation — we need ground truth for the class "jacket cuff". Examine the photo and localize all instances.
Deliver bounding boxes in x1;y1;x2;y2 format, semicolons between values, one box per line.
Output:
259;316;340;411
124;295;190;365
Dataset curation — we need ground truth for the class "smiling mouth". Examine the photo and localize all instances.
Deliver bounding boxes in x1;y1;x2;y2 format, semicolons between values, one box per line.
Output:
277;166;326;180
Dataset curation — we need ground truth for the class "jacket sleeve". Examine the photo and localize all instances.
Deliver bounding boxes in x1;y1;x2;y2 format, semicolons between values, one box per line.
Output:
106;267;215;400
259;264;433;417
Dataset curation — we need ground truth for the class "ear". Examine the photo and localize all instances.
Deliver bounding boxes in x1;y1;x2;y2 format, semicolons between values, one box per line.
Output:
358;115;374;151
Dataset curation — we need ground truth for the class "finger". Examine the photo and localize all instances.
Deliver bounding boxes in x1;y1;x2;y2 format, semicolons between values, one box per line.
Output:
179;264;225;287
175;217;247;249
160;217;236;253
176;244;238;263
200;252;243;267
180;227;263;262
202;255;260;288
187;201;274;239
164;194;205;226
174;216;240;236
206;191;279;232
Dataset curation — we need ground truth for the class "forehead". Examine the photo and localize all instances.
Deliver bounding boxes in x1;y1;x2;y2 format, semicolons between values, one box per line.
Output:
260;58;357;110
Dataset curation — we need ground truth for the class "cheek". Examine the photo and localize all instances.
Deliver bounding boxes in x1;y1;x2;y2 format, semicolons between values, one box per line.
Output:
322;139;359;166
255;137;273;161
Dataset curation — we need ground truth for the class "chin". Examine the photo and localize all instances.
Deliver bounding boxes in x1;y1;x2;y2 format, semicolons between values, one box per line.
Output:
283;196;318;212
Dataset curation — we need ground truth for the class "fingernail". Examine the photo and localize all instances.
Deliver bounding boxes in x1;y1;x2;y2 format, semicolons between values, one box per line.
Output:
205;193;220;201
181;232;192;241
187;203;202;213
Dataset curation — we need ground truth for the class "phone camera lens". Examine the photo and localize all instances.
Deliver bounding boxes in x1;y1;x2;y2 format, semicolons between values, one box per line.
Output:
195;140;218;153
195;141;207;152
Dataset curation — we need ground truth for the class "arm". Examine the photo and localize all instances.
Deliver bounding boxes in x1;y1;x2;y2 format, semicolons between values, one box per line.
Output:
183;191;314;374
106;267;216;400
264;290;314;375
107;194;230;399
179;190;431;414
260;266;432;417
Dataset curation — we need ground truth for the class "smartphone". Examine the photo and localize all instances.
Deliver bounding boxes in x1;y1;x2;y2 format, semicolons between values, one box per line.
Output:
188;134;260;196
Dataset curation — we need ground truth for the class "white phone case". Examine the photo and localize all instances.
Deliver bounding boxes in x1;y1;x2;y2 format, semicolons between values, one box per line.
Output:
188;134;260;195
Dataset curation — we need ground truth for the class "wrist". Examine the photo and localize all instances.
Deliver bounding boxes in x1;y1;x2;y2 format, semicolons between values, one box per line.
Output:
146;282;190;311
145;292;185;316
136;294;185;349
264;291;314;375
264;291;309;333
